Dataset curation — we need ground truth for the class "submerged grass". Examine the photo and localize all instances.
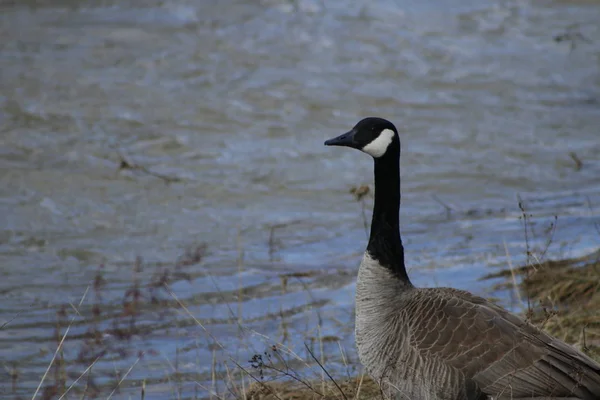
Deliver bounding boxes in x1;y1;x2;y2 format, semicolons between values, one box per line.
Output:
235;200;600;399
239;250;600;400
4;198;599;399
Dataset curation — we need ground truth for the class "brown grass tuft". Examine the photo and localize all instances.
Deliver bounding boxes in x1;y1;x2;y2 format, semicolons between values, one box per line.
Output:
245;374;382;400
483;249;600;359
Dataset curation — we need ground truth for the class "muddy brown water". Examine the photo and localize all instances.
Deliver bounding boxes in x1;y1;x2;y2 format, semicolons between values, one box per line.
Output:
1;0;600;398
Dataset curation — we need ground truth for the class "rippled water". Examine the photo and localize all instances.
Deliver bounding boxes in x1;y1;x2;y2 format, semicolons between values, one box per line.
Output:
1;0;599;398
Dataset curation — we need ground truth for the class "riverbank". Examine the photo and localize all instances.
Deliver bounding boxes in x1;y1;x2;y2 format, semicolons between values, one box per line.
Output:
244;250;600;399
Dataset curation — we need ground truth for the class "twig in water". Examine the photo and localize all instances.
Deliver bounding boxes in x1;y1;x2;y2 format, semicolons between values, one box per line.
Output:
106;355;142;400
432;194;453;220
554;26;592;51
4;364;19;395
517;196;533;267
267;220;303;261
569;152;583;171
268;225;279;262
116;151;182;184
350;185;371;238
1;313;21;331
57;356;100;400
32;318;74;400
1;303;34;330
539;215;558;261
583;195;600;236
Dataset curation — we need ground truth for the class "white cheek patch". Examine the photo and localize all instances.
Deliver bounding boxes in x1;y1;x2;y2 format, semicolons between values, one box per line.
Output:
361;129;395;158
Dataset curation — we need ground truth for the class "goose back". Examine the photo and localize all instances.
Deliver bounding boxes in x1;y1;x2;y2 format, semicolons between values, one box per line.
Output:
355;253;600;399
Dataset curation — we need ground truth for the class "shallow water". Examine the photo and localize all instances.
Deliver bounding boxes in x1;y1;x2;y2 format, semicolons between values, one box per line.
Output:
1;0;600;398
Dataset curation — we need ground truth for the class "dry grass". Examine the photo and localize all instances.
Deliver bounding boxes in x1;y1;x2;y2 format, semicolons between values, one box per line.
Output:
238;249;600;400
234;198;600;399
244;374;381;400
7;252;595;400
1;246;206;399
6;196;599;399
483;249;600;358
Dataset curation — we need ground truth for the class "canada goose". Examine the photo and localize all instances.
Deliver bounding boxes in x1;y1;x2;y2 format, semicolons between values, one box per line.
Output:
324;117;600;400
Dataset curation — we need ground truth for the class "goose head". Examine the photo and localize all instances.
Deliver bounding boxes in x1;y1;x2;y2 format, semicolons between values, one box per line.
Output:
324;117;399;158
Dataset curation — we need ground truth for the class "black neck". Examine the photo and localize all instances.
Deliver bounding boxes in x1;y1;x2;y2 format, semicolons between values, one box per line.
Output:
366;147;411;283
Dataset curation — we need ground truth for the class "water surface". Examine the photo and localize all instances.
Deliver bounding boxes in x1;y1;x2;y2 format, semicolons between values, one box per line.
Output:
1;0;600;398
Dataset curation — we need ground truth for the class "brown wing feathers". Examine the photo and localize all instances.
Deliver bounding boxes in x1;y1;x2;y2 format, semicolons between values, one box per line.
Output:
407;288;600;399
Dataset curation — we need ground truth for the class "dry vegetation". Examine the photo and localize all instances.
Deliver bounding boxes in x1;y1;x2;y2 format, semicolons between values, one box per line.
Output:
238;201;600;400
241;250;600;400
3;247;205;400
3;198;598;400
483;250;600;359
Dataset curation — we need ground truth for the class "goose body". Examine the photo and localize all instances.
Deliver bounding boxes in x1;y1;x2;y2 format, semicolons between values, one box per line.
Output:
325;117;600;400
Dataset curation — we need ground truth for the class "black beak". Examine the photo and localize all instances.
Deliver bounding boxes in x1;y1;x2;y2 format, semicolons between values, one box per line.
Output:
324;129;357;148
